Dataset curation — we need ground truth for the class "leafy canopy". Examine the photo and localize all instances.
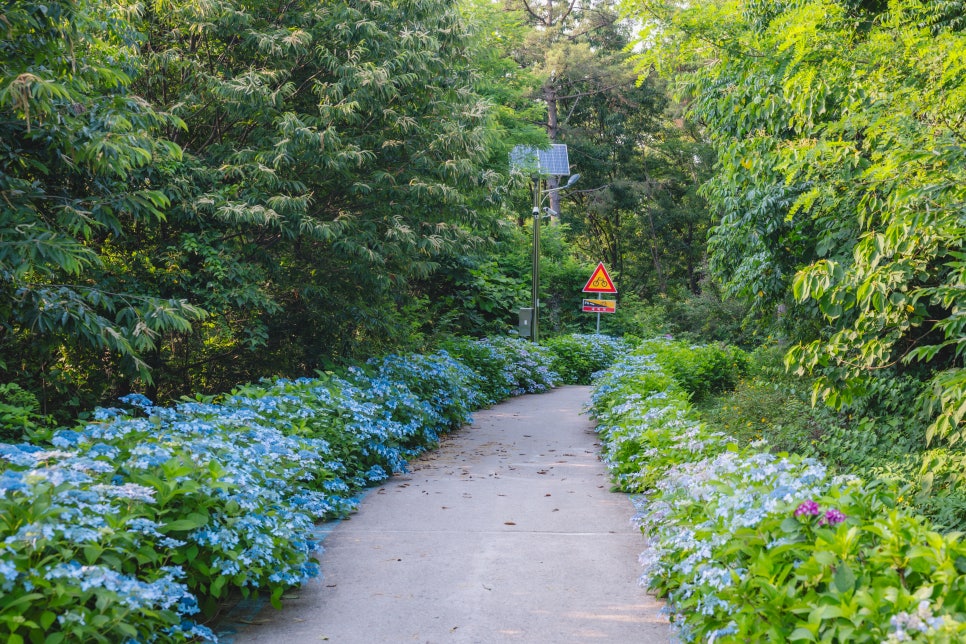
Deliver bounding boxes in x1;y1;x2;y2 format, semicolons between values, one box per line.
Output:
625;0;965;441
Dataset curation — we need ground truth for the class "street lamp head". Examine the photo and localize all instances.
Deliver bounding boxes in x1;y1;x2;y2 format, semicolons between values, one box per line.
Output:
539;173;581;195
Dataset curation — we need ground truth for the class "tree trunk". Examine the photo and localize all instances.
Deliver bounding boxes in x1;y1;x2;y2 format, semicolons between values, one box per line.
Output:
646;207;667;295
544;77;562;215
685;221;700;294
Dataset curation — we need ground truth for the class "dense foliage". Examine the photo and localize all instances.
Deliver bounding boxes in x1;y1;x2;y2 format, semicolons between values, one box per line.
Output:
626;0;965;440
0;0;546;417
503;0;717;302
701;346;966;533
6;0;963;637
1;0;721;416
132;0;504;382
0;0;205;403
541;333;633;384
0;337;561;642
592;340;966;642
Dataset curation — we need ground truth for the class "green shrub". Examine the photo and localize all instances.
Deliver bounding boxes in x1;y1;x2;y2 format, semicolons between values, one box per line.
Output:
592;368;724;492
700;350;966;531
700;346;838;453
541;334;633;385
605;293;671;339
0;338;565;641
370;350;482;431
0;384;46;442
637;338;748;401
438;338;514;405
659;285;761;347
441;337;560;403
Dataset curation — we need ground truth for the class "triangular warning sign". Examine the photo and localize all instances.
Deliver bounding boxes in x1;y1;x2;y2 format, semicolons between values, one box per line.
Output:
582;262;617;293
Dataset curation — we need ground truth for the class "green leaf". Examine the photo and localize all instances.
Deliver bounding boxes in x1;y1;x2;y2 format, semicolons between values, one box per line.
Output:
211;575;227;598
0;593;44;611
834;563;856;594
83;545;101;564
162;512;209;533
116;622;139;637
780;516;801;533
40;611;57;630
270;585;285;609
813;550;836;566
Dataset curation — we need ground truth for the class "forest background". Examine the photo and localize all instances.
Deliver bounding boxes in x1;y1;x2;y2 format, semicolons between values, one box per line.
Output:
1;1;964;522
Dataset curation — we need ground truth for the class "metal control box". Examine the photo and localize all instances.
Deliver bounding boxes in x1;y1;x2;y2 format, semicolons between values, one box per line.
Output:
518;308;533;338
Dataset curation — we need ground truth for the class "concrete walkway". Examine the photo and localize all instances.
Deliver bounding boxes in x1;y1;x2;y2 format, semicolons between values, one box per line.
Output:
223;385;671;643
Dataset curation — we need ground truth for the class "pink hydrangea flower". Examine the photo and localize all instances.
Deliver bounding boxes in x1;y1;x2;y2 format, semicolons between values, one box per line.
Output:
794;500;820;518
819;508;846;526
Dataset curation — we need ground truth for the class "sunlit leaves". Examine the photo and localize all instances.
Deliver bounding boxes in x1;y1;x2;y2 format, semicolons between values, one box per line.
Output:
628;0;965;440
0;1;202;388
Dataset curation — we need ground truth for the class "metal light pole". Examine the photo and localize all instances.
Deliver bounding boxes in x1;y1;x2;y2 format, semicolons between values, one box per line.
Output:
530;173;579;343
510;144;578;342
531;179;542;343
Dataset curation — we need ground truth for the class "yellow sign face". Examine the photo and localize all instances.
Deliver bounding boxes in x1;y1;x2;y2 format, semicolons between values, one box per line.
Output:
582;262;617;293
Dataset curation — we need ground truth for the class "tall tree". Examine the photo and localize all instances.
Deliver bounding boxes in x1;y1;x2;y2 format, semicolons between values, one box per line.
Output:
513;0;638;213
626;108;715;296
626;0;966;439
131;0;502;394
0;1;204;411
503;0;713;308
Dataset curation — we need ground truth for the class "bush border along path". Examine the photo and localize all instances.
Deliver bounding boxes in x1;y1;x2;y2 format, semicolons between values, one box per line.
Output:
590;338;966;643
0;334;636;643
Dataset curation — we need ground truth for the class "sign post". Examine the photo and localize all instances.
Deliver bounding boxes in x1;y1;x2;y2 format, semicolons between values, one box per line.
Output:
581;263;617;333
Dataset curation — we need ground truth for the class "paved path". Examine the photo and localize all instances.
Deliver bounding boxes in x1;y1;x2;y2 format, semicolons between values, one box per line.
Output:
223;386;671;643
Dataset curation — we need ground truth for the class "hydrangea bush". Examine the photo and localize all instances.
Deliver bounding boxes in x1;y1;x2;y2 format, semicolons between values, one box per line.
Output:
590;338;966;642
0;443;209;643
442;336;561;404
0;336;575;643
540;334;635;385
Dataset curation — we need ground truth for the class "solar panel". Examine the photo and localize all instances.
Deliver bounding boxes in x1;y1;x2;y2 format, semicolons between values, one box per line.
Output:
510;144;571;176
538;144;571;176
509;146;540;174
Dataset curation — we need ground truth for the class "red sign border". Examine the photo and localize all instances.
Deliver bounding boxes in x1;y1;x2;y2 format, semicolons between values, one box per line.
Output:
582;262;617;293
